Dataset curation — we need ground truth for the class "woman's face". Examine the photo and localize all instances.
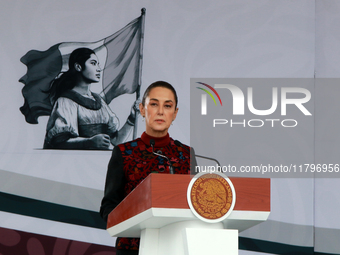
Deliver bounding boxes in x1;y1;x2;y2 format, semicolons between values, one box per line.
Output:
81;54;102;83
139;87;178;137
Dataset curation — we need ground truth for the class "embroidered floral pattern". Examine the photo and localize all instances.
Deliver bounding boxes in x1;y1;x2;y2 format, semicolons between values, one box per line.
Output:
115;135;191;250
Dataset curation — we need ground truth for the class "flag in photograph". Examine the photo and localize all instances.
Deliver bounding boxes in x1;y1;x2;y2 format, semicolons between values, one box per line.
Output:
19;9;145;124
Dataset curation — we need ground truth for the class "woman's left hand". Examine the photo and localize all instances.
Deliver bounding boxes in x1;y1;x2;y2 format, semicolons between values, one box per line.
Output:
129;99;141;120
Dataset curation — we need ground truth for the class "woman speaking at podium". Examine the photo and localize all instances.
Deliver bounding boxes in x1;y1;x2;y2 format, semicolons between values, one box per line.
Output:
100;81;194;255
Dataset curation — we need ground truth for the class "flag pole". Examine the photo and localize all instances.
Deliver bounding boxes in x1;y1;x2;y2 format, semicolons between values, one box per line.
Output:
133;8;146;139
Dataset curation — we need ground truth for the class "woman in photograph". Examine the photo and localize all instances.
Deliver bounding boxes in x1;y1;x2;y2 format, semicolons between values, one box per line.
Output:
43;47;138;150
100;81;195;254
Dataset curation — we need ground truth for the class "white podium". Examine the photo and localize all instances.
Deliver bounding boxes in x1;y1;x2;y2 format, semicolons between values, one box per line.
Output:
106;174;270;255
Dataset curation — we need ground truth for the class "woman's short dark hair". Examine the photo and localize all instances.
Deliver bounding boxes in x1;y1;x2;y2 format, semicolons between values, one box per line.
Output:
142;81;178;108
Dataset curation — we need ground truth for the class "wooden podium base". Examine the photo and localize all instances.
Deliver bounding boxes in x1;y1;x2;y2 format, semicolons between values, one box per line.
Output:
107;174;270;255
139;220;238;255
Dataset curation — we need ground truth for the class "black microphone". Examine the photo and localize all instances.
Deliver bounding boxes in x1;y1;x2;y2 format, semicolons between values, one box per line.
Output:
174;140;221;167
150;139;175;174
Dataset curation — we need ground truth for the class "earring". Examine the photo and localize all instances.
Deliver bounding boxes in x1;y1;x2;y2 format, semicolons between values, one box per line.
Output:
142;116;145;122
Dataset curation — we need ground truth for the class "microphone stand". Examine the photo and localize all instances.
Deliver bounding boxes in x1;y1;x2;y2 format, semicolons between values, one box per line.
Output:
174;140;221;167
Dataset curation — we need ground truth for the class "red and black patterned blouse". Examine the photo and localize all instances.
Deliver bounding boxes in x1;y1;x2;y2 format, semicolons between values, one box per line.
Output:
100;132;193;251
